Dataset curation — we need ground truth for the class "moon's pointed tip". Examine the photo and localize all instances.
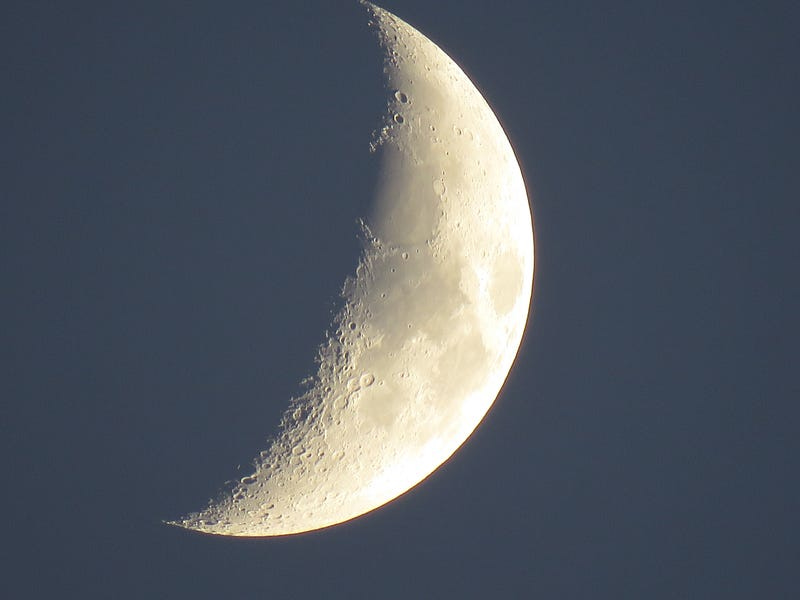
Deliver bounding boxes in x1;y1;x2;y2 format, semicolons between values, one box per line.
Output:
162;517;191;531
163;511;328;538
162;512;290;538
162;517;225;537
162;513;219;535
358;0;383;16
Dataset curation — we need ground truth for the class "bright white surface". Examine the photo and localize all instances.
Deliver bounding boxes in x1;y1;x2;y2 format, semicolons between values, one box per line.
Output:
171;2;533;536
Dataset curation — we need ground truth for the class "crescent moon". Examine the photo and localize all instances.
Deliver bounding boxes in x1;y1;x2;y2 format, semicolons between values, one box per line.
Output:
170;1;534;537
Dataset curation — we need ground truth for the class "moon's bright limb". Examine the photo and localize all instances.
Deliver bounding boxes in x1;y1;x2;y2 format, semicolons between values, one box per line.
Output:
170;2;534;537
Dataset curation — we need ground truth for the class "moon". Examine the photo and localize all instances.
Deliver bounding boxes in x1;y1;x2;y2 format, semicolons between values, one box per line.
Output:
170;1;534;537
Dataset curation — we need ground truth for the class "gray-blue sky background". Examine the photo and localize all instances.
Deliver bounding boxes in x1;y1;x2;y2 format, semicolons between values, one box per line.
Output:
4;1;798;597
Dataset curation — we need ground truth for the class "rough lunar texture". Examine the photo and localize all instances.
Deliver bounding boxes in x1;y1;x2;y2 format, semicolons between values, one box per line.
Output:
170;1;534;536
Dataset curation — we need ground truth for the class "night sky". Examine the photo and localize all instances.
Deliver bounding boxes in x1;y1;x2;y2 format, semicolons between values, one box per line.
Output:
4;1;798;597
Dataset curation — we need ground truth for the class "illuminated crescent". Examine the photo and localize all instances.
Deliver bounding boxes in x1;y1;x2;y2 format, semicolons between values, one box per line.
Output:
170;1;534;537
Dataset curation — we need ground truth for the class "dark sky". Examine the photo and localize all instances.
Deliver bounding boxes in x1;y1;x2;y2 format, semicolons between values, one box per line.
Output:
4;1;798;597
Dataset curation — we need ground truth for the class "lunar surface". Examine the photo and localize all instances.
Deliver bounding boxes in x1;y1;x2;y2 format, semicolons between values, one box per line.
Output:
170;1;534;536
